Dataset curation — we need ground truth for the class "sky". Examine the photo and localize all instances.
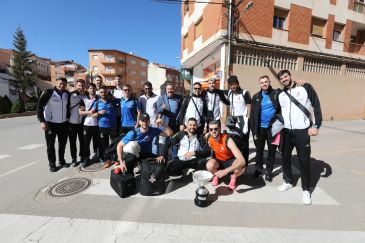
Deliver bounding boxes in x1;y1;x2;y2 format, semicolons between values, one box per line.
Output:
0;0;182;68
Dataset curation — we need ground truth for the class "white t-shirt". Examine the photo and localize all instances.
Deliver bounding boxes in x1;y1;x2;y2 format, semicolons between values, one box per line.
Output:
82;96;98;126
139;93;159;125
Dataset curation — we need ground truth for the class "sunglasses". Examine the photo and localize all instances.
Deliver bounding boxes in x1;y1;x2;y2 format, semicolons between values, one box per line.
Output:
123;89;130;91
194;88;201;90
209;128;219;131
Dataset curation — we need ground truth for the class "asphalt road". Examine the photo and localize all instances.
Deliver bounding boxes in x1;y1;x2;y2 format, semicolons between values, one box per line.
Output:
0;116;364;242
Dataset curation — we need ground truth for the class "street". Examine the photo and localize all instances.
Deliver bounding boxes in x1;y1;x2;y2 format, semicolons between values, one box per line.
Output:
0;116;364;242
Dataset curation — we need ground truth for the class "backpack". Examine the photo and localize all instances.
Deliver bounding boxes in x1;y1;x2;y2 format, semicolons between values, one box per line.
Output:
139;158;166;196
110;170;136;198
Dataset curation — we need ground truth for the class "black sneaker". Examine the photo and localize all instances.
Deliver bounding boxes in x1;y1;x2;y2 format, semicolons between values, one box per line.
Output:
72;158;80;167
265;172;273;182
50;166;57;172
253;169;262;179
60;161;70;168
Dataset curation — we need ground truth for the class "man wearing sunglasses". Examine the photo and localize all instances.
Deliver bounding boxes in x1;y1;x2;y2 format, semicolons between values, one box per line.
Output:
120;84;141;135
178;82;207;136
206;120;246;190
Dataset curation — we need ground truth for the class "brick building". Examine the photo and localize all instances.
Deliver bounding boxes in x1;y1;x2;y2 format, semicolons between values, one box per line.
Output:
148;63;184;95
50;60;86;87
88;49;148;95
181;0;365;120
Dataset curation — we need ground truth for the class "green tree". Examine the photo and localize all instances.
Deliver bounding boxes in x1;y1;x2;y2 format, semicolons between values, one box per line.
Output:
11;98;26;113
10;27;36;97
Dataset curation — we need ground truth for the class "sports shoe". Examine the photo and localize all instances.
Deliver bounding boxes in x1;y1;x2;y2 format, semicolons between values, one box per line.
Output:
228;175;236;190
265;172;273;182
211;176;219;186
103;160;113;169
59;161;70;168
253;169;262;179
303;190;312;205
278;182;293;192
50;166;57;172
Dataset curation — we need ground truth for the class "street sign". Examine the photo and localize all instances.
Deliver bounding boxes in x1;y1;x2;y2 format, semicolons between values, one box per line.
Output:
180;68;193;80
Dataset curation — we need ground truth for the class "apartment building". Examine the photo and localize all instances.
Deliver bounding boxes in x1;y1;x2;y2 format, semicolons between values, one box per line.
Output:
148;63;184;95
181;0;365;120
50;60;86;86
88;49;148;95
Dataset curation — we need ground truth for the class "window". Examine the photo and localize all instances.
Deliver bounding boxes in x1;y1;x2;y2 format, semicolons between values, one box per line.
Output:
106;77;113;82
93;66;99;72
333;23;344;42
131;59;136;64
106;55;113;61
141;71;146;76
93;55;99;60
130;70;136;75
195;18;203;39
105;66;113;72
273;8;288;30
311;18;326;38
183;34;188;50
141;61;146;67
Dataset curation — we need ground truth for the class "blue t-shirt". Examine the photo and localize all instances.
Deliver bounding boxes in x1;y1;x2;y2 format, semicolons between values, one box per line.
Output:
122;127;162;155
120;98;140;127
157;95;181;129
260;92;276;128
93;99;117;128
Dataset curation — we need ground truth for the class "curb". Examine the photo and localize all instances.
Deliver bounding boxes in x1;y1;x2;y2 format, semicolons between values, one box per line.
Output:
0;111;36;119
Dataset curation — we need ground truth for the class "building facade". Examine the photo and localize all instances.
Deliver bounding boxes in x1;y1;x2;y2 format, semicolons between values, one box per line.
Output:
50;60;86;87
88;49;148;95
148;63;184;95
181;0;365;120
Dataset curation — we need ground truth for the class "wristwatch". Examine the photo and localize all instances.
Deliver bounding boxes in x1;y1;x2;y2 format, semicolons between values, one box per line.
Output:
311;124;320;129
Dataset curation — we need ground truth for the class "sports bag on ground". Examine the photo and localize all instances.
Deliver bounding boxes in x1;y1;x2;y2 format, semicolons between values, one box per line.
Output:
139;158;166;196
110;170;136;198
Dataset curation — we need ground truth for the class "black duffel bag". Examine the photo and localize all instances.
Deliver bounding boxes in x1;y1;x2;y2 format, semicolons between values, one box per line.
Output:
139;158;166;196
110;170;136;198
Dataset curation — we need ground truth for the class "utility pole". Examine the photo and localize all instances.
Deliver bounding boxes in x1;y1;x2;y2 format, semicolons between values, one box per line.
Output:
226;0;233;78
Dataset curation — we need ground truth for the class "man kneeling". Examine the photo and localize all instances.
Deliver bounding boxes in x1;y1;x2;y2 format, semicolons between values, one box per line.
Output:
116;113;172;173
159;117;211;177
206;120;246;190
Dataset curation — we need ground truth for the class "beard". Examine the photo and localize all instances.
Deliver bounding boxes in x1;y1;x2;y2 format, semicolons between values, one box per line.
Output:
189;128;197;135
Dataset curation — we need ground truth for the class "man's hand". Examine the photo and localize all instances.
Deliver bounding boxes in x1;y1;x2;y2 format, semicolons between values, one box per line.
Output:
156;156;165;163
40;122;48;131
203;126;207;134
179;125;185;131
79;106;85;111
134;123;139;128
156;118;163;126
98;110;106;115
308;127;319;136
184;151;195;159
214;169;229;178
120;161;127;172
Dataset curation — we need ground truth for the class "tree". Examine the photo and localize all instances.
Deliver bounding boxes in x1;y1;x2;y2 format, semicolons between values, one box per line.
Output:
10;27;36;98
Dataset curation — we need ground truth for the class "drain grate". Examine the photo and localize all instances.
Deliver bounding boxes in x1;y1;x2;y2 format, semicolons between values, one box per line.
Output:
80;162;105;172
48;178;91;197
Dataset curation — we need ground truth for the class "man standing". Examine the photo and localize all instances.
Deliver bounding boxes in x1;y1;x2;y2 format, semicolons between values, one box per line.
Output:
157;82;183;158
277;70;322;205
111;75;124;99
250;75;281;182
37;77;70;172
139;81;160;154
68;79;87;166
94;75;104;95
206;120;246;190
226;75;252;163
161;118;211;176
120;83;141;135
204;79;230;129
92;86;118;168
178;82;207;135
79;83;99;167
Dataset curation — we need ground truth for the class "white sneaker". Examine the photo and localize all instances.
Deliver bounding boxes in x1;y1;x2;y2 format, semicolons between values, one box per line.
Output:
303;190;312;205
278;182;293;192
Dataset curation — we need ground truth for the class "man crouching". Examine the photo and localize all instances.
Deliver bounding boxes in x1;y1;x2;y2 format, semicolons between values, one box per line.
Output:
206;120;246;190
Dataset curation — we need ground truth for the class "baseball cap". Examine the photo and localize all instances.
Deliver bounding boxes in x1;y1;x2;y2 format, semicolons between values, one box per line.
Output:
140;113;150;121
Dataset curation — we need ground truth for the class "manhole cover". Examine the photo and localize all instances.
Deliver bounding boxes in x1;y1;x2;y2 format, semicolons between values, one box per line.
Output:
80;162;105;172
48;178;91;197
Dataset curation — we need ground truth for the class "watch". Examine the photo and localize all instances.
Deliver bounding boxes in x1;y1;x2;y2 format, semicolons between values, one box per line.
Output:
311;125;320;129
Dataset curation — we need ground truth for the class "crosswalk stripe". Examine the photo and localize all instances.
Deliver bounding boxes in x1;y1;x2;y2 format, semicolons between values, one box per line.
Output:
0;161;39;179
0;155;11;160
17;144;44;150
82;179;339;205
0;213;361;243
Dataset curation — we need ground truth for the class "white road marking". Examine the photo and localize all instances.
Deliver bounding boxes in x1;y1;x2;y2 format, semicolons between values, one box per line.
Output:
0;161;39;179
0;155;11;160
83;179;339;205
17;144;44;150
0;213;361;243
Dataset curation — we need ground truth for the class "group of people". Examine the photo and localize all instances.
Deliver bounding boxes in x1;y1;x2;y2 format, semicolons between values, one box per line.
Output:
37;69;322;205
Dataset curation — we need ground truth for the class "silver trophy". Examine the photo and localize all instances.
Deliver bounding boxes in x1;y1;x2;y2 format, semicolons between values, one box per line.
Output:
193;170;213;207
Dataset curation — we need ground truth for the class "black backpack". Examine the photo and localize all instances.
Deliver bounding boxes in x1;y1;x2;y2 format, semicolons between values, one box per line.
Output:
110;170;136;198
139;158;166;196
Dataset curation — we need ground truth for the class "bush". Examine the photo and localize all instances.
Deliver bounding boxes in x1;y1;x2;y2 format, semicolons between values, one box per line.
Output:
3;95;12;108
11;99;26;113
25;102;37;111
0;96;11;114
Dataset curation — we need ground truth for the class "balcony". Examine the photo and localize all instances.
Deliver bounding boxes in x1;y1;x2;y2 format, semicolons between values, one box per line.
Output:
100;70;125;76
100;58;126;65
348;42;365;55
